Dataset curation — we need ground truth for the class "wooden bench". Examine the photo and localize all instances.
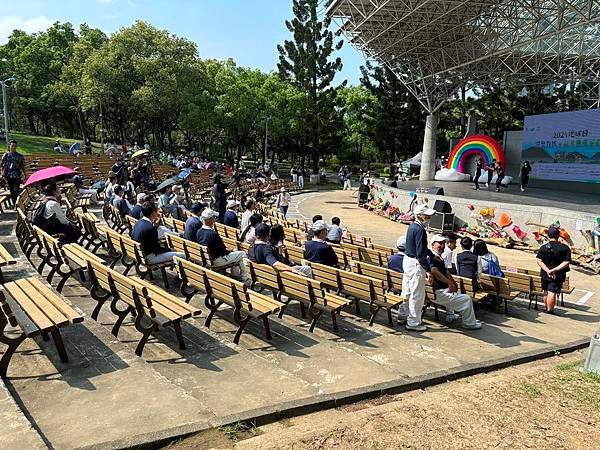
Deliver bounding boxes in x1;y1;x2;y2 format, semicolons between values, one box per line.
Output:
175;257;282;344
0;277;83;378
86;259;201;356
75;211;106;252
308;262;404;326
215;222;241;241
163;216;186;234
283;241;305;265
0;243;17;283
97;225;125;268
352;261;403;294
57;244;105;292
478;274;516;314
247;261;350;332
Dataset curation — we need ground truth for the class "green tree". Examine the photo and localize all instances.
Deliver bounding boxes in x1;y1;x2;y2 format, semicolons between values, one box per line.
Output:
278;0;345;172
337;85;377;163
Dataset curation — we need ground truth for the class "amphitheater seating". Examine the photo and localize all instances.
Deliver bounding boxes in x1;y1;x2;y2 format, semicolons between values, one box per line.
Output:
174;257;282;344
0;277;83;378
0;244;17;283
86;258;201;356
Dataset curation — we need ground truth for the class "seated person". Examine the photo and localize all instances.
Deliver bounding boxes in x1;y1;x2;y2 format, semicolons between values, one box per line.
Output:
327;217;343;245
111;185;131;216
249;223;312;277
388;236;405;273
223;200;240;228
241;199;255;230
130;193;147;220
473;239;502;276
184;202;206;241
441;233;458;272
157;185;172;208
456;236;478;283
240;213;263;245
306;215;323;241
429;235;482;329
131;202;186;265
73;171;99;204
304;220;339;267
196;209;250;284
35;181;82;244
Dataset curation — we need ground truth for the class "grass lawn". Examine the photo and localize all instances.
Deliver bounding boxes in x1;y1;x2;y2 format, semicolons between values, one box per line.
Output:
9;131;85;156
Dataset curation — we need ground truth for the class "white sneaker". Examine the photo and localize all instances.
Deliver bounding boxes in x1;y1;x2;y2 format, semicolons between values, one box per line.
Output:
486;183;489;187
463;321;483;330
446;313;461;324
406;324;428;332
520;188;525;192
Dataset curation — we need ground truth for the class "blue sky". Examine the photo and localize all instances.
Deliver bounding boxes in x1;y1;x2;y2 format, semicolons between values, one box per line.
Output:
0;0;366;85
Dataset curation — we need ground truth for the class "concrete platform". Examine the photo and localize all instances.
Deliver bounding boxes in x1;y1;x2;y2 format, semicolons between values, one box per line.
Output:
0;194;598;449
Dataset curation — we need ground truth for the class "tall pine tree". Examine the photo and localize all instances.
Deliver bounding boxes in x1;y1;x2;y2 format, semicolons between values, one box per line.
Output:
278;0;344;173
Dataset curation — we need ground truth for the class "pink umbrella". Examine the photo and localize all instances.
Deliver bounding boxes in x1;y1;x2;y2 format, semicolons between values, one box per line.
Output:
24;166;76;187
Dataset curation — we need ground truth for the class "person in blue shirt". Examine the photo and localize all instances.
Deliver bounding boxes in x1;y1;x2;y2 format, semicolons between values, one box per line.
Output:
304;220;339;267
130;193;147;220
223;200;240;228
400;203;436;332
184;202;206;241
388;236;406;273
131;202;186;265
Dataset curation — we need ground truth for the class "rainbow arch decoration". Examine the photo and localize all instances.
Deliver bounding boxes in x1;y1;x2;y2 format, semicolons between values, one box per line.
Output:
447;135;505;173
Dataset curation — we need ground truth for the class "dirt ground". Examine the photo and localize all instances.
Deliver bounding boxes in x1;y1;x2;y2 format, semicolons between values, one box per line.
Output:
166;351;600;450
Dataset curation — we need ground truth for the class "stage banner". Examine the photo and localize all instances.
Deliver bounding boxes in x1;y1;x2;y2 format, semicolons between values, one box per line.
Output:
522;109;600;183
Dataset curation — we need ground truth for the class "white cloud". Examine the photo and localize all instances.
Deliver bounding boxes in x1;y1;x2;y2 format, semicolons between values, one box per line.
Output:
0;16;55;44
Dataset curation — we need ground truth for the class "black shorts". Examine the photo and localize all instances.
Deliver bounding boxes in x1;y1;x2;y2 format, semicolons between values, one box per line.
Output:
542;278;563;294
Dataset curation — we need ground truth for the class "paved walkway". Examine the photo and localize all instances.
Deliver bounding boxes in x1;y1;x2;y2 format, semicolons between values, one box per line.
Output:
0;192;598;449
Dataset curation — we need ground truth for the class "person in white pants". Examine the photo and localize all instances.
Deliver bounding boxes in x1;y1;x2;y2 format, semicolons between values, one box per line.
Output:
400;204;436;331
343;174;352;190
297;170;304;189
291;167;298;184
429;234;482;330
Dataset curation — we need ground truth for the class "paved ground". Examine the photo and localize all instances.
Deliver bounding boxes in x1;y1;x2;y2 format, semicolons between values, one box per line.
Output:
380;180;600;213
0;190;598;449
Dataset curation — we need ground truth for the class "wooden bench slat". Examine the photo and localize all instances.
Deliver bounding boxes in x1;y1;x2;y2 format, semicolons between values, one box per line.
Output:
5;280;66;330
25;278;83;324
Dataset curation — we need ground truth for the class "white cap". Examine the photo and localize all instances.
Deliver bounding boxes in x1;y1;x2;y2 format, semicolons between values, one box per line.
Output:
396;236;406;250
200;208;219;220
414;204;437;216
136;193;147;203
430;234;447;245
311;220;330;233
226;199;240;209
280;187;287;192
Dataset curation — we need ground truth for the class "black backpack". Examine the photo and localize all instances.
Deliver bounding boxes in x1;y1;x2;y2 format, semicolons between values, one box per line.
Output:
32;201;49;227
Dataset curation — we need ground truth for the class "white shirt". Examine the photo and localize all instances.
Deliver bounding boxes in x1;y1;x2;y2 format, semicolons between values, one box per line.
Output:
241;210;253;230
276;193;291;207
44;197;70;225
442;247;453;269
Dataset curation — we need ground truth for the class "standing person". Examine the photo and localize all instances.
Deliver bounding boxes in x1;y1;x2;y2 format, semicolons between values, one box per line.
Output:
495;161;505;192
1;140;25;205
275;187;292;217
212;174;227;223
400;204;436;331
84;138;92;155
536;227;571;314
291;167;298;184
520;161;532;192
486;159;496;188
343;168;352;190
297;167;305;190
473;158;483;190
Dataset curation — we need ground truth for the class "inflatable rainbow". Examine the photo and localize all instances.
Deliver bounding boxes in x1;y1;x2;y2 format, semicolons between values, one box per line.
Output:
447;135;505;173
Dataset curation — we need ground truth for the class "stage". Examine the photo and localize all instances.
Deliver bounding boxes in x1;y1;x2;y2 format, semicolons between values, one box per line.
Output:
386;180;600;215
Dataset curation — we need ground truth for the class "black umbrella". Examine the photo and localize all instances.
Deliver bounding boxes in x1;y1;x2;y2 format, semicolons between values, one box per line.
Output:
155;177;177;192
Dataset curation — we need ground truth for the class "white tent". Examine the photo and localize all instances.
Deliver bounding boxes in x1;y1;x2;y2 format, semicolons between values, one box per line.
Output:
403;152;422;167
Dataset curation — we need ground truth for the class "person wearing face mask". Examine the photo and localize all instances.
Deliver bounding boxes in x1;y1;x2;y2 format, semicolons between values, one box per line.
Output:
399;203;436;331
428;235;482;330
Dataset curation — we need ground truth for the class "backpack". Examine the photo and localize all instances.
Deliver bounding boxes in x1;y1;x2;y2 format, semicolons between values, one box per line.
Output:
487;256;504;277
32;201;49;227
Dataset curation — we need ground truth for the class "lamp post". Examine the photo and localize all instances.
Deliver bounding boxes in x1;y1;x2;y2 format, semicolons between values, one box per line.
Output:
1;77;17;148
264;116;271;164
99;99;105;154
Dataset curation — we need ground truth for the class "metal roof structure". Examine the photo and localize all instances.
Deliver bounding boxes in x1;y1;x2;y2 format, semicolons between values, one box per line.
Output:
327;0;600;112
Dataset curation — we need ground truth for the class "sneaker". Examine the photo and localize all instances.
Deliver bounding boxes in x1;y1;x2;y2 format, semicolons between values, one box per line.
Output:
486;183;489;187
446;313;461;324
397;316;407;326
406;324;428;332
520;188;525;192
462;321;483;330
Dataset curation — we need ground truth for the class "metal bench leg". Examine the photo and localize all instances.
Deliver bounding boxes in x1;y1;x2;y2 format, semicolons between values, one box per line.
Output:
0;269;4;284
262;315;273;339
110;299;133;338
50;329;69;363
204;299;223;328
233;316;251;345
368;306;381;326
133;315;155;357
56;269;76;293
0;326;26;378
173;321;185;350
330;310;339;332
299;302;307;319
308;309;323;333
160;267;169;290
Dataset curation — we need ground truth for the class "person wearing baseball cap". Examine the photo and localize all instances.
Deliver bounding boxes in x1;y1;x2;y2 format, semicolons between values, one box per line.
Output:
223;199;240;228
400;202;437;331
183;202;207;241
130;192;147;220
428;235;482;330
304;220;338;267
536;226;571;314
196;208;250;284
